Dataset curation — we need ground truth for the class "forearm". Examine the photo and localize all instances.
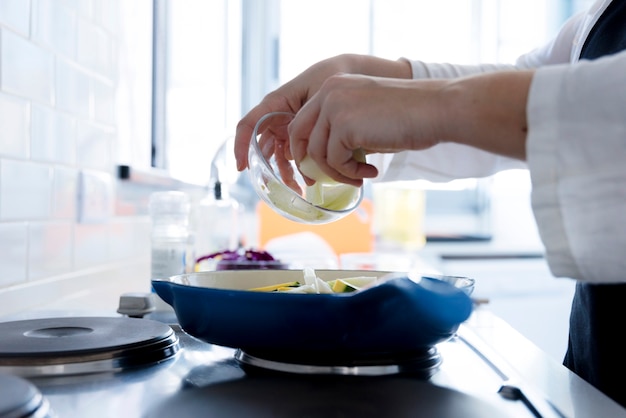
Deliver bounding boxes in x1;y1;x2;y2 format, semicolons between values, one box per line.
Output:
438;70;534;160
408;59;517;79
296;54;412;86
347;54;413;79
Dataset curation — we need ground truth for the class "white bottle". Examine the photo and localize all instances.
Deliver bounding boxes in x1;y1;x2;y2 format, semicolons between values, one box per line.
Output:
194;181;240;265
149;191;191;280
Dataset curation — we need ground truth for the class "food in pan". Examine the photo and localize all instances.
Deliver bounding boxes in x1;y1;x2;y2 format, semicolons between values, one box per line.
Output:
248;267;379;294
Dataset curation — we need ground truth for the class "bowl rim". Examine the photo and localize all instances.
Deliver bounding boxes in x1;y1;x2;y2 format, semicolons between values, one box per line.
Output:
249;111;364;218
152;269;475;295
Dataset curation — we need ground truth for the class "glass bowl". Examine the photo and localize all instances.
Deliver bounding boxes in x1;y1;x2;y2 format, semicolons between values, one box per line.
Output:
247;112;364;224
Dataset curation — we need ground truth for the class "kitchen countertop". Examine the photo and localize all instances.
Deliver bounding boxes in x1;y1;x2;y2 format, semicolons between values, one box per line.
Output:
465;305;626;417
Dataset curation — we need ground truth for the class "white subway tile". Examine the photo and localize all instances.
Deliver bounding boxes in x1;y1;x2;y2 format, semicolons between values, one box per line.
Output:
95;0;120;34
77;18;113;79
0;0;30;36
0;160;53;220
76;121;112;170
74;223;109;268
1;30;54;104
0;93;30;158
0;222;27;286
76;169;113;223
28;221;73;280
55;58;91;118
109;218;150;261
60;0;93;19
52;166;78;220
92;79;115;125
31;105;77;164
33;0;77;59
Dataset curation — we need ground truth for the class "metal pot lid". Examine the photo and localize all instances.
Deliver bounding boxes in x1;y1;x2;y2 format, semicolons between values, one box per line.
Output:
0;317;179;377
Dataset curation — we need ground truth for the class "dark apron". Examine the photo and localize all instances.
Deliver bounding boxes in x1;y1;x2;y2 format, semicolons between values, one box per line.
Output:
563;0;626;408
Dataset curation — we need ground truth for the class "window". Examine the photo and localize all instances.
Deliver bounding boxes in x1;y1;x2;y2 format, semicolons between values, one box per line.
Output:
152;0;242;185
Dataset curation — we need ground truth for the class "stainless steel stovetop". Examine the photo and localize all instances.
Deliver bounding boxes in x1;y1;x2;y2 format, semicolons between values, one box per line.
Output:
0;309;622;418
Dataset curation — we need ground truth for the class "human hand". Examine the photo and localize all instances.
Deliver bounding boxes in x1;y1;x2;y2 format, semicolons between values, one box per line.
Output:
289;74;446;187
234;54;412;171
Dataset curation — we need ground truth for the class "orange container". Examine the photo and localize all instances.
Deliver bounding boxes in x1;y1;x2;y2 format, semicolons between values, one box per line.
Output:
257;198;374;256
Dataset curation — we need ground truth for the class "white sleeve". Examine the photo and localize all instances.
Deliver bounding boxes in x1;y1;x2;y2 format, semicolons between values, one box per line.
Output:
370;145;526;184
515;9;590;68
527;51;626;283
381;2;598;183
374;60;527;183
403;7;588;78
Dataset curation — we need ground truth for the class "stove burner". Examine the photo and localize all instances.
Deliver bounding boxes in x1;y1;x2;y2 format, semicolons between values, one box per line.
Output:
0;372;51;418
235;347;442;377
0;317;179;377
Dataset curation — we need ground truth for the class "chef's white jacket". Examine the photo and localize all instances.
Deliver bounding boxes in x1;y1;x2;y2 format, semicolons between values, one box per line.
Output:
375;0;626;283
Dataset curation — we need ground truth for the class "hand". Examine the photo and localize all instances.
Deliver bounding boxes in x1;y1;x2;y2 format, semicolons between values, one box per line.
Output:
289;74;447;187
234;54;412;171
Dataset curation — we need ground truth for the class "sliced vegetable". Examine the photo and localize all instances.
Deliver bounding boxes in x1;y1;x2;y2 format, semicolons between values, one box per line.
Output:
299;149;366;210
249;281;301;292
248;269;379;294
329;279;358;293
307;183;361;211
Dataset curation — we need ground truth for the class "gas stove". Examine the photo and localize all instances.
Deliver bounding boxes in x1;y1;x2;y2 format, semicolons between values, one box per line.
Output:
0;308;622;418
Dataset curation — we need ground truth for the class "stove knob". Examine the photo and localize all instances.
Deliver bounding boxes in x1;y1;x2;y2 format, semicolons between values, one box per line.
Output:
117;292;157;318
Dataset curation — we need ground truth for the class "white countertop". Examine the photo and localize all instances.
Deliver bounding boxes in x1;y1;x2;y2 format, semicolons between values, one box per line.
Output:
465;306;625;417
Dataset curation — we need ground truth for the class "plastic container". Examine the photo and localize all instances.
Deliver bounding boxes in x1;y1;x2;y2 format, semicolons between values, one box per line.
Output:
194;181;240;266
149;191;191;280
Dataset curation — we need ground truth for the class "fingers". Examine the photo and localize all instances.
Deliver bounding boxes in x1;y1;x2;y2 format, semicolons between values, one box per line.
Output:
288;103;318;165
290;88;378;187
235;108;267;171
239;108;294;168
274;141;303;194
234;100;293;171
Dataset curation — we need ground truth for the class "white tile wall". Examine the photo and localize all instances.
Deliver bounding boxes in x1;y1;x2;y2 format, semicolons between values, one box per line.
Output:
28;221;73;279
31;104;77;164
55;58;91;118
1;29;55;104
0;0;30;36
0;222;28;286
0;160;53;220
92;79;116;125
0;0;154;315
0;93;29;157
76;121;113;170
77;17;114;78
32;0;77;58
52;166;78;219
